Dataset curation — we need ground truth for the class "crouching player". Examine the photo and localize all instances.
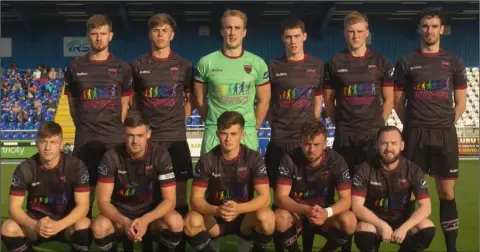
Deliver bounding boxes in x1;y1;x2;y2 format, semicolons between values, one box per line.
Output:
92;113;183;252
274;118;357;252
184;111;275;252
1;121;92;252
352;126;435;252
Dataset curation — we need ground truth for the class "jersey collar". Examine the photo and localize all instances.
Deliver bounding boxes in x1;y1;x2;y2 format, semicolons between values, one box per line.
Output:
38;152;64;172
221;49;244;59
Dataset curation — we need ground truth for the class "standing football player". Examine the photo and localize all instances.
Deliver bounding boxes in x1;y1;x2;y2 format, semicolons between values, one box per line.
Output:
184;111;275;252
92;114;183;252
274;118;356;252
394;9;467;252
64;14;133;217
266;16;324;252
352;126;435;252
323;12;395;251
194;9;271;155
130;13;193;251
1;122;91;252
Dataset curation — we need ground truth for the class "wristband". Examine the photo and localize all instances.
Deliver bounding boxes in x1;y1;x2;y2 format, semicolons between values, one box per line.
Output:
326;207;334;218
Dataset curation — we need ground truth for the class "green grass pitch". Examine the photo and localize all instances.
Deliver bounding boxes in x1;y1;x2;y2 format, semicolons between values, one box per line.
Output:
1;160;478;251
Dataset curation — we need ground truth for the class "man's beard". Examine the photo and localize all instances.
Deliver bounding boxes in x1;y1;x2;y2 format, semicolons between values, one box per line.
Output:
380;152;401;165
423;37;439;47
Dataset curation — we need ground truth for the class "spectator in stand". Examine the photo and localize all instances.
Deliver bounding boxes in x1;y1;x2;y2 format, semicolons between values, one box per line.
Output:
17;108;27;122
35;106;43;122
8;109;16;123
2;100;11;113
40;68;49;80
57;68;64;79
1;87;8;98
47;98;56;112
48;67;57;80
16;86;26;100
2;80;8;88
12;101;21;114
27;83;36;100
32;67;41;80
6;68;12;78
45;81;55;95
25;68;33;80
13;79;21;90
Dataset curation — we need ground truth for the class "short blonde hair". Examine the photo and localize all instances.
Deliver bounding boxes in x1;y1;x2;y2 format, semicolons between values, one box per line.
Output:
344;11;369;29
221;9;248;29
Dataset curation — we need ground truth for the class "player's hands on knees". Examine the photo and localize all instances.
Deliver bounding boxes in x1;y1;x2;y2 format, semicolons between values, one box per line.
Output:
130;217;148;242
378;222;393;243
391;226;408;244
220;200;239;222
122;219;135;241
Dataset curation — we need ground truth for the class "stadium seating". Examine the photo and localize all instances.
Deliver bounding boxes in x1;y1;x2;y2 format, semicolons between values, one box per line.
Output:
0;69;63;140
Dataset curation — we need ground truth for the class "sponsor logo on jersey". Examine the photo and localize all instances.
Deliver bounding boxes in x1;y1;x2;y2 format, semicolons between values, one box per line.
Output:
76;72;88;76
139;70;150;74
337;69;348;73
370;181;382;186
275;72;287;77
410;65;422;70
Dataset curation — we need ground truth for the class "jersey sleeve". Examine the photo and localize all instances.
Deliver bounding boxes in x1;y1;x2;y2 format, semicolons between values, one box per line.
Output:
121;63;134;97
351;163;370;197
193;57;209;84
394;59;408;91
183;61;194;93
323;59;336;90
191;156;210;188
276;154;294;186
73;161;91;193
333;157;351;191
252;153;269;186
255;58;270;86
453;57;467;90
156;151;176;188
97;151;116;183
381;58;395;87
314;62;325;96
63;62;75;97
411;165;429;200
9;163;32;196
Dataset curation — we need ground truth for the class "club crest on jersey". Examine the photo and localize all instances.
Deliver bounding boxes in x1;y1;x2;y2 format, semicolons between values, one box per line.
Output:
368;65;377;74
399;179;407;189
238;166;247;179
244;64;252;74
170;66;179;77
307;69;316;79
145;165;153;175
320;171;329;179
108;68;117;78
441;61;451;71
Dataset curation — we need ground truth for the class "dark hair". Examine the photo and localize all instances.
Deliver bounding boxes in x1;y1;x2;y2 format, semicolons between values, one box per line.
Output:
376;126;403;141
300;118;327;140
37;121;63;139
124;112;150;129
217;111;245;130
86;14;112;32
418;8;444;25
148;13;177;31
281;16;306;33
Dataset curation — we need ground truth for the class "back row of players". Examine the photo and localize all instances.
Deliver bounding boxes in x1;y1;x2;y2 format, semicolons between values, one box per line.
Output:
2;8;465;252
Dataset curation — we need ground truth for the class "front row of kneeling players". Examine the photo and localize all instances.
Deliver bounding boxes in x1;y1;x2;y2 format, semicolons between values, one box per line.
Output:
2;111;436;252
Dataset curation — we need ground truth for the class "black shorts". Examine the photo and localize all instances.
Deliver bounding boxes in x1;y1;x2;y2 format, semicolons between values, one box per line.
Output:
214;214;251;240
403;126;459;179
73;140;119;186
153;140;193;181
265;141;300;189
333;131;377;175
298;215;334;238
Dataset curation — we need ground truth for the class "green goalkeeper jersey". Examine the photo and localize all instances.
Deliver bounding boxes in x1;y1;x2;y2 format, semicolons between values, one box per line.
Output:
194;50;270;130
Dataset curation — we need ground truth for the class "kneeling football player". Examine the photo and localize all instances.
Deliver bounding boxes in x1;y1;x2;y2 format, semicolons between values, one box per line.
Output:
1;121;92;252
92;113;183;252
352;126;435;252
184;111;275;252
274;118;357;252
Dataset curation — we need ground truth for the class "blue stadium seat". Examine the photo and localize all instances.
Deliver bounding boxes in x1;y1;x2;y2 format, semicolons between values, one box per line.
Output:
30;132;37;140
12;132;21;140
8;122;16;129
328;129;335;137
24;123;33;130
17;122;24;129
4;132;13;139
21;133;29;140
34;121;41;129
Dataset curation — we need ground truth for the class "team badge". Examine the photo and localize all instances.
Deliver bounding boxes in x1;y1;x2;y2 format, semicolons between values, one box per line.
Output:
399;178;407;189
12;174;19;187
60;176;66;185
145;165;153;175
320;171;329;179
108;68;117;78
238;166;247;179
441;61;451;71
244;64;252;74
368;65;377;74
307;69;316;79
170;66;179;77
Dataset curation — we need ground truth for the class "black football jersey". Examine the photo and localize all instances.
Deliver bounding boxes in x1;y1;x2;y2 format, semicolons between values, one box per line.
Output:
10;153;90;220
192;145;268;206
394;49;467;128
131;52;193;141
97;142;175;218
352;156;429;223
276;148;351;207
268;55;324;141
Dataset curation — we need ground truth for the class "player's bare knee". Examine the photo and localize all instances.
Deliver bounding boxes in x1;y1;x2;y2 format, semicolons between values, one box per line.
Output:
184;211;204;236
92;216;114;238
73;217;91;231
435;179;456;200
355;221;376;233
164;211;184;233
256;208;275;235
338;211;357;234
1;219;23;237
275;209;293;232
417;218;435;230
